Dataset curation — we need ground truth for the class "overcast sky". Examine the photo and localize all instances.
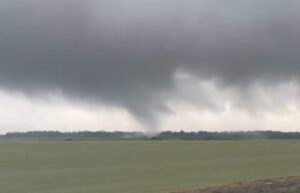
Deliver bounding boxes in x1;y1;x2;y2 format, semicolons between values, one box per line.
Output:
1;0;300;133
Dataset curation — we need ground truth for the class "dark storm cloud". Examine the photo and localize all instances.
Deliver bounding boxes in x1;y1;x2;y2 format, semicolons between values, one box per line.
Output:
1;0;300;127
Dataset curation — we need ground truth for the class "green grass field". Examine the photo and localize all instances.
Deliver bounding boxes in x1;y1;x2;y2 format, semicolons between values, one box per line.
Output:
1;140;300;193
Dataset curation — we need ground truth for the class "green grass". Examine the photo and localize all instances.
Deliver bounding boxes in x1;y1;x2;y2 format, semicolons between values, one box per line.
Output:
1;140;300;193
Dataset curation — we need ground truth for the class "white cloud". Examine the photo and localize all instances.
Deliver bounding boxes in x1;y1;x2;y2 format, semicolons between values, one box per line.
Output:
0;89;142;134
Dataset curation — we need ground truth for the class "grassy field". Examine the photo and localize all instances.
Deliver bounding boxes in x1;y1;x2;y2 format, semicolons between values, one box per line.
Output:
0;140;300;193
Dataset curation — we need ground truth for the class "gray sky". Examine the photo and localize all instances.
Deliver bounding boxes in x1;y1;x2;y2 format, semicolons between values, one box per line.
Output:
1;0;300;133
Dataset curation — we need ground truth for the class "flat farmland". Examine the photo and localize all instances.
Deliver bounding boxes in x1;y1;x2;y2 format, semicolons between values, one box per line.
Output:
0;140;300;193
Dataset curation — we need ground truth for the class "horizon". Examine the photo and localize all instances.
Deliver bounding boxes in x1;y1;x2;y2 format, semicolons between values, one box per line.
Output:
2;129;300;135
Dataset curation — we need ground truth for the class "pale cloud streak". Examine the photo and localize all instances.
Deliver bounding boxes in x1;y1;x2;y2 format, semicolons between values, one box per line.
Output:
162;72;300;131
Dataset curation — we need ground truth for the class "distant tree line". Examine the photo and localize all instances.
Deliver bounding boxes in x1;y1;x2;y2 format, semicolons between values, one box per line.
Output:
156;131;300;140
1;131;144;140
1;130;300;140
